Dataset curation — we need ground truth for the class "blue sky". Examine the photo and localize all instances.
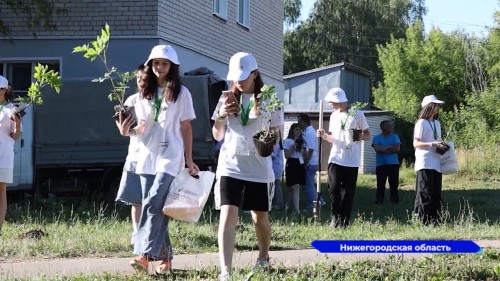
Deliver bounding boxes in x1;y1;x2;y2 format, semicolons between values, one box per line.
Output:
299;0;499;35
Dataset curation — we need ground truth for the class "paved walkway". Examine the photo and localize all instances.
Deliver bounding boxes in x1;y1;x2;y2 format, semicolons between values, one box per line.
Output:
1;240;499;278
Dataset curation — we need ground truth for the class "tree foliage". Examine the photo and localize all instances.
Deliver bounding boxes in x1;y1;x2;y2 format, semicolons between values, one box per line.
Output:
0;0;66;36
373;21;476;122
283;0;426;78
284;0;301;27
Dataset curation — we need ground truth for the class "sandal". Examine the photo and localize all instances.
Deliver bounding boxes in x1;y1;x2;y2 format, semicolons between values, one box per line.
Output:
155;259;172;275
130;255;148;273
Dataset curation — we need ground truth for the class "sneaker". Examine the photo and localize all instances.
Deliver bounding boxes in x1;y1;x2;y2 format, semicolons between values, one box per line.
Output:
154;259;172;275
219;271;231;281
253;256;271;271
130;255;148;273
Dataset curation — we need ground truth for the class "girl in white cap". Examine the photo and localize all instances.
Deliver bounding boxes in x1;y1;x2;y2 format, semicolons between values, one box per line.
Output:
413;95;447;225
128;45;199;274
317;87;370;228
212;52;284;280
0;76;22;236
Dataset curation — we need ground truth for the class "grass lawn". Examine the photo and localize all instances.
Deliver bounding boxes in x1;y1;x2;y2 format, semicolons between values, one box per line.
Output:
1;166;499;260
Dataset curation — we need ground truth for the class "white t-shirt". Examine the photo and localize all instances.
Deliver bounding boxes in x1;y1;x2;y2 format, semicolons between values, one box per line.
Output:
0;103;16;169
414;118;442;173
212;93;284;183
124;93;140;164
302;125;318;165
135;85;196;176
327;109;369;168
283;138;304;162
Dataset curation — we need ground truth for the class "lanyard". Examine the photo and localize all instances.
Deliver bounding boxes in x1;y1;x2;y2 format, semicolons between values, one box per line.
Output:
0;101;6;113
239;95;254;126
153;97;162;121
340;112;349;130
427;119;438;140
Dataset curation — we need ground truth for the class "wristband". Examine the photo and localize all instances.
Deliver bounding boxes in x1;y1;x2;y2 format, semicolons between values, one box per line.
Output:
322;134;328;141
215;111;227;123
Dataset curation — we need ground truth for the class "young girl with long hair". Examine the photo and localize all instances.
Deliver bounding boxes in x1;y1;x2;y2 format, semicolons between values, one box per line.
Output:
129;45;199;274
212;52;284;280
283;123;306;214
413;95;447;225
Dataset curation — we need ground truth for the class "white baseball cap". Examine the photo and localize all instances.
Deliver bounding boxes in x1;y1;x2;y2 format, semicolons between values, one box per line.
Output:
421;95;444;107
145;45;180;66
324;87;348;103
0;75;8;89
226;52;258;81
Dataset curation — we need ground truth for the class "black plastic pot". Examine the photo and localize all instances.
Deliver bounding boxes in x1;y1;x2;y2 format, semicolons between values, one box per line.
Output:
113;105;137;129
352;128;362;142
253;131;278;157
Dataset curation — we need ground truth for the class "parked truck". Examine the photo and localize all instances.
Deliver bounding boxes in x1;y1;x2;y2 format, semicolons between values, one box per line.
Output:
8;74;224;200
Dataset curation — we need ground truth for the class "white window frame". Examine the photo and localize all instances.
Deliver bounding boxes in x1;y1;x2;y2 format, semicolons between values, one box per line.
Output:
213;0;227;20
0;58;61;97
237;0;250;28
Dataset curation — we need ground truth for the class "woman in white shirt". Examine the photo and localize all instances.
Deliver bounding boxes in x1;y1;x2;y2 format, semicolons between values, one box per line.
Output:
0;76;21;236
128;45;199;274
283;123;306;214
212;52;284;281
413;95;447;226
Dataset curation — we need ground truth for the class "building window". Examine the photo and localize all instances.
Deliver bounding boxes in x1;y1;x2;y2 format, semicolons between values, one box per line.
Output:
237;0;250;27
213;0;227;20
0;61;60;98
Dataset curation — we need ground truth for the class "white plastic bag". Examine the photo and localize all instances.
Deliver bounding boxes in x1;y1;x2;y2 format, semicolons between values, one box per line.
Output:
441;141;458;175
163;169;215;223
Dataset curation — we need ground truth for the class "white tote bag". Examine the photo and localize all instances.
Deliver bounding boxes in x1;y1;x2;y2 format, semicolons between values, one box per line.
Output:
440;141;458;175
163;169;215;223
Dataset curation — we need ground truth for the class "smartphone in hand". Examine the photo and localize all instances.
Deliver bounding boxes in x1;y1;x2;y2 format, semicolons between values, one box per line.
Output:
222;90;239;106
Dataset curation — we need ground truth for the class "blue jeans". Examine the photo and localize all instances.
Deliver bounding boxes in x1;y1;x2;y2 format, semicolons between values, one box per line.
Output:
134;173;174;260
304;164;318;212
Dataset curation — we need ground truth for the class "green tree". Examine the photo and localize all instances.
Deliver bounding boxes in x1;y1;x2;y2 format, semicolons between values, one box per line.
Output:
283;0;426;78
284;0;302;27
0;0;66;36
374;21;474;122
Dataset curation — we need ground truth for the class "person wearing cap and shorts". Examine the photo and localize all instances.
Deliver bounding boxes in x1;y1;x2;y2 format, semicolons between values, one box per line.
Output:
413;95;446;226
212;52;284;280
114;64;147;245
0;76;22;237
317;87;370;228
128;45;199;274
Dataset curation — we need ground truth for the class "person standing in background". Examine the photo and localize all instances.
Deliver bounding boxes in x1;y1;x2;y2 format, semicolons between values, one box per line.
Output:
0;76;22;237
413;95;447;226
297;114;321;213
115;64;147;244
283;123;306;214
372;120;401;205
271;136;284;210
317;88;370;228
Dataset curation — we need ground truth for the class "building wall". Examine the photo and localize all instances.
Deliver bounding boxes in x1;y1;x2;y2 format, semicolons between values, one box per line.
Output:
1;0;284;98
157;0;283;83
0;0;158;37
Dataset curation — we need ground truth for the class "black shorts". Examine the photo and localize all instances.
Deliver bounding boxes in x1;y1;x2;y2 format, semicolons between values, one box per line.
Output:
218;176;273;211
285;158;306;186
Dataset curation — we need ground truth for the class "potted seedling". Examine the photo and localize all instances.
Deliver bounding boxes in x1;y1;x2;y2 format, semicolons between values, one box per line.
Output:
347;101;367;141
14;63;62;116
72;24;137;127
252;85;283;157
